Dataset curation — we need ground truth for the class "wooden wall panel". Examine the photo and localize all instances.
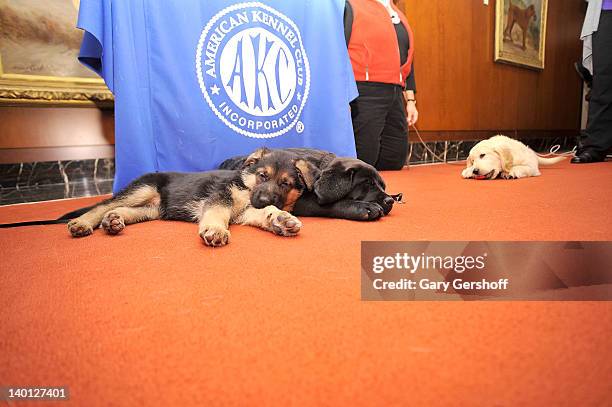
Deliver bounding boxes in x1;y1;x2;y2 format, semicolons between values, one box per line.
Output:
0;107;114;148
0;107;114;163
400;0;585;133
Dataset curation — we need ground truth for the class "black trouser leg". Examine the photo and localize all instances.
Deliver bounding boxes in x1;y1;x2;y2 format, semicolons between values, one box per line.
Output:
376;86;408;170
351;83;392;166
581;11;612;156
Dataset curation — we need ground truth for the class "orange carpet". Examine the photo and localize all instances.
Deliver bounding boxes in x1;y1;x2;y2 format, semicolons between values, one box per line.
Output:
1;161;611;406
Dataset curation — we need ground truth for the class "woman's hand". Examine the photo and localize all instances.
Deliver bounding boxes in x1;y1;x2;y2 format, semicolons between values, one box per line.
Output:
404;91;418;126
406;101;419;126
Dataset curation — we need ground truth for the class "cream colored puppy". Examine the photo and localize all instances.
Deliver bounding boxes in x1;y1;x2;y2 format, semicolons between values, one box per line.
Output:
462;135;566;180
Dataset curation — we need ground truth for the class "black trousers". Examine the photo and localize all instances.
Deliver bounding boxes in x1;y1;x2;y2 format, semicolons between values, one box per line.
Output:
350;82;408;170
580;11;612;156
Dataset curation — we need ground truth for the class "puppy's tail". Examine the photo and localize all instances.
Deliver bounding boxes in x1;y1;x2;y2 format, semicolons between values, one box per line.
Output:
0;219;70;228
0;205;93;229
537;155;567;166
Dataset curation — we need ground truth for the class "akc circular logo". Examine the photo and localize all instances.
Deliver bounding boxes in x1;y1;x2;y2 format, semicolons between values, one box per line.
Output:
196;2;311;139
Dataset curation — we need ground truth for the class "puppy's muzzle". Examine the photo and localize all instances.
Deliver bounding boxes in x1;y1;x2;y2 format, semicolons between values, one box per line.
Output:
251;190;281;209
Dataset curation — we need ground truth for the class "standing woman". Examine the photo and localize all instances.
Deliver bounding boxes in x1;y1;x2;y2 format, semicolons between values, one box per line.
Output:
344;0;418;170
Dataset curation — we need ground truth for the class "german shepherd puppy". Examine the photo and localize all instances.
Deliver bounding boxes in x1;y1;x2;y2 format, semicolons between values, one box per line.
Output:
67;149;318;247
220;148;401;221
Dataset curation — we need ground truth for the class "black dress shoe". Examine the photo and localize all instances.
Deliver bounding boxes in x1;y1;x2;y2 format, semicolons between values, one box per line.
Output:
571;150;605;164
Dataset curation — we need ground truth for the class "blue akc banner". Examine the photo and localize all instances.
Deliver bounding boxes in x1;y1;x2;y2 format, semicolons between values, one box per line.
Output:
78;0;358;192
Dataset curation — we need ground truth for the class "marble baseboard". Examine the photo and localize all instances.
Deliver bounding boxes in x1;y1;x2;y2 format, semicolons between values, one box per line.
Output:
0;159;114;206
0;136;578;206
1;180;114;207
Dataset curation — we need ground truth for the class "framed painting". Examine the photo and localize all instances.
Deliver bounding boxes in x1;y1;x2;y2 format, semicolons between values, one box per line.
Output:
0;0;113;106
495;0;548;70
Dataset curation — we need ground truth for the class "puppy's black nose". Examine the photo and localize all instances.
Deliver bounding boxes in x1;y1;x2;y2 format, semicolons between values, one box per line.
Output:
383;196;395;207
472;168;479;175
256;194;273;207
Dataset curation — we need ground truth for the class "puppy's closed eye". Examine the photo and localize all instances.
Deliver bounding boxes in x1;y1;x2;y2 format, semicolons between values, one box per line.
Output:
479;154;485;159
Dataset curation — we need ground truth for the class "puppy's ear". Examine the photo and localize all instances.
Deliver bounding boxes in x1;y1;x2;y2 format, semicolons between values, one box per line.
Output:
295;159;320;191
243;147;271;169
493;147;514;172
465;155;474;168
314;161;355;204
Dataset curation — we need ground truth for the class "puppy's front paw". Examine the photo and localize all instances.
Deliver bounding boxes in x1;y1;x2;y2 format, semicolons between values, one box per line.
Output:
461;168;474;179
347;201;384;221
199;225;230;247
271;211;302;236
101;211;125;235
501;169;527;179
507;167;529;179
68;218;93;237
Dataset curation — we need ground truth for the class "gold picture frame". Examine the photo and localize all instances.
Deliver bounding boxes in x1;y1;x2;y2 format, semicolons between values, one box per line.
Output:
495;0;548;70
0;0;113;106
